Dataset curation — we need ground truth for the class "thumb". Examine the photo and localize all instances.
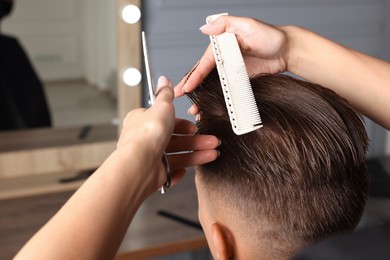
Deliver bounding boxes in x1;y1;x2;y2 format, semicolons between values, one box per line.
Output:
199;15;229;35
155;76;174;103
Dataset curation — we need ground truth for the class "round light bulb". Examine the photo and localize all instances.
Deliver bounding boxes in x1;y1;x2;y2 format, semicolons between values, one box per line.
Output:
123;68;141;87
121;5;141;24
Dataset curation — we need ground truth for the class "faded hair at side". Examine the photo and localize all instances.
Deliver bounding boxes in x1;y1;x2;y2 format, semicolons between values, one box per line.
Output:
188;68;369;257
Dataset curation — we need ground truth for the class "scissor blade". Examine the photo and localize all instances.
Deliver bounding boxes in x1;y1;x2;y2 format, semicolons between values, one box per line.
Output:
142;31;156;105
142;31;170;195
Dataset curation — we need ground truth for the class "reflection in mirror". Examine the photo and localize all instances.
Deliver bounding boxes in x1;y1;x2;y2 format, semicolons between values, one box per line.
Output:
1;0;117;130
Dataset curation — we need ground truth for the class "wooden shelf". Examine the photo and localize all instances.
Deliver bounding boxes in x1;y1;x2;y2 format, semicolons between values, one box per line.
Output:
0;171;87;200
0;123;117;152
0;124;117;179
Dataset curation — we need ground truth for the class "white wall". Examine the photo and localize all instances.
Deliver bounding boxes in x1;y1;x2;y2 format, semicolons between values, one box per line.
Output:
82;0;117;92
143;0;390;158
2;0;116;91
2;0;84;81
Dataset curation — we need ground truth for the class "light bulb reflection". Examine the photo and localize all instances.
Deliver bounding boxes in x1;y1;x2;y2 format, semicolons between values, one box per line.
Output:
123;67;141;87
121;5;141;24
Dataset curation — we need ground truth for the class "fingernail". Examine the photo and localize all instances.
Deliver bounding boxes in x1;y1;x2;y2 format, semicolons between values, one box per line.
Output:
218;139;222;146
187;106;196;115
217;150;221;157
195;114;201;122
158;76;170;87
199;24;209;31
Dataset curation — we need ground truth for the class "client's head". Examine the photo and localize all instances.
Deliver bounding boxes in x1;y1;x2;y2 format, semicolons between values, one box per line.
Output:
187;69;369;260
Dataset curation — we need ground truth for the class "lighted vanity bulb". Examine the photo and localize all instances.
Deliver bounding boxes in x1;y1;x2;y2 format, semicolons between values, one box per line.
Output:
121;4;141;24
123;67;142;87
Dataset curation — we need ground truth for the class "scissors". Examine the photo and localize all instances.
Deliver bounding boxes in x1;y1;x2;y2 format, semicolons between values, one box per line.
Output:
142;31;172;194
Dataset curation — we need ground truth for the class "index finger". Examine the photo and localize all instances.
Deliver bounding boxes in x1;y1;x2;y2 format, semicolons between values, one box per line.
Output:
174;45;215;97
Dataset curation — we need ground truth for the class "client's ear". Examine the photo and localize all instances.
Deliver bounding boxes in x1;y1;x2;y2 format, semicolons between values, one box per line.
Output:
211;223;234;259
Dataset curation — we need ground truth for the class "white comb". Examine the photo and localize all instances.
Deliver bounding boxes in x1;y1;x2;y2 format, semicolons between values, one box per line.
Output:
206;13;262;135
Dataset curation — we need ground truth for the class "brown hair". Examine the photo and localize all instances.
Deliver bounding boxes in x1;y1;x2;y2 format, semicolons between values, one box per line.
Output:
188;69;369;257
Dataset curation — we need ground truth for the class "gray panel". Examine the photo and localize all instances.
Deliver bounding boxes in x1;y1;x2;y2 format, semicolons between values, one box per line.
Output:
143;0;390;156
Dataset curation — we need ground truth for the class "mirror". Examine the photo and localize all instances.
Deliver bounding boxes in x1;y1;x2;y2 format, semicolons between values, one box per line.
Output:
1;0;117;129
0;0;141;182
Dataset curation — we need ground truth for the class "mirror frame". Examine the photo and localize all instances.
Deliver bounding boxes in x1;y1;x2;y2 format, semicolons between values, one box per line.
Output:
117;0;142;121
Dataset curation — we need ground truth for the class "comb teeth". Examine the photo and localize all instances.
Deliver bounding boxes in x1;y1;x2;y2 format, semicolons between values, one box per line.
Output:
207;13;262;135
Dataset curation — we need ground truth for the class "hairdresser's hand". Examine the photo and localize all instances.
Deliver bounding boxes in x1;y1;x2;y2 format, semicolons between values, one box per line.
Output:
164;118;220;187
117;76;219;193
175;15;288;101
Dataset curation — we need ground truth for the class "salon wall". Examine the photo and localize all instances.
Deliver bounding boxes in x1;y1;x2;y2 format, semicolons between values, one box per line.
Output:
2;0;116;91
82;0;116;92
2;0;84;80
143;0;390;158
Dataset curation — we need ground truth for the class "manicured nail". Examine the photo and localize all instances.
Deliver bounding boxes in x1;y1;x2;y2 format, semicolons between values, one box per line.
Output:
199;24;209;31
158;76;170;87
195;114;201;122
187;106;196;115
